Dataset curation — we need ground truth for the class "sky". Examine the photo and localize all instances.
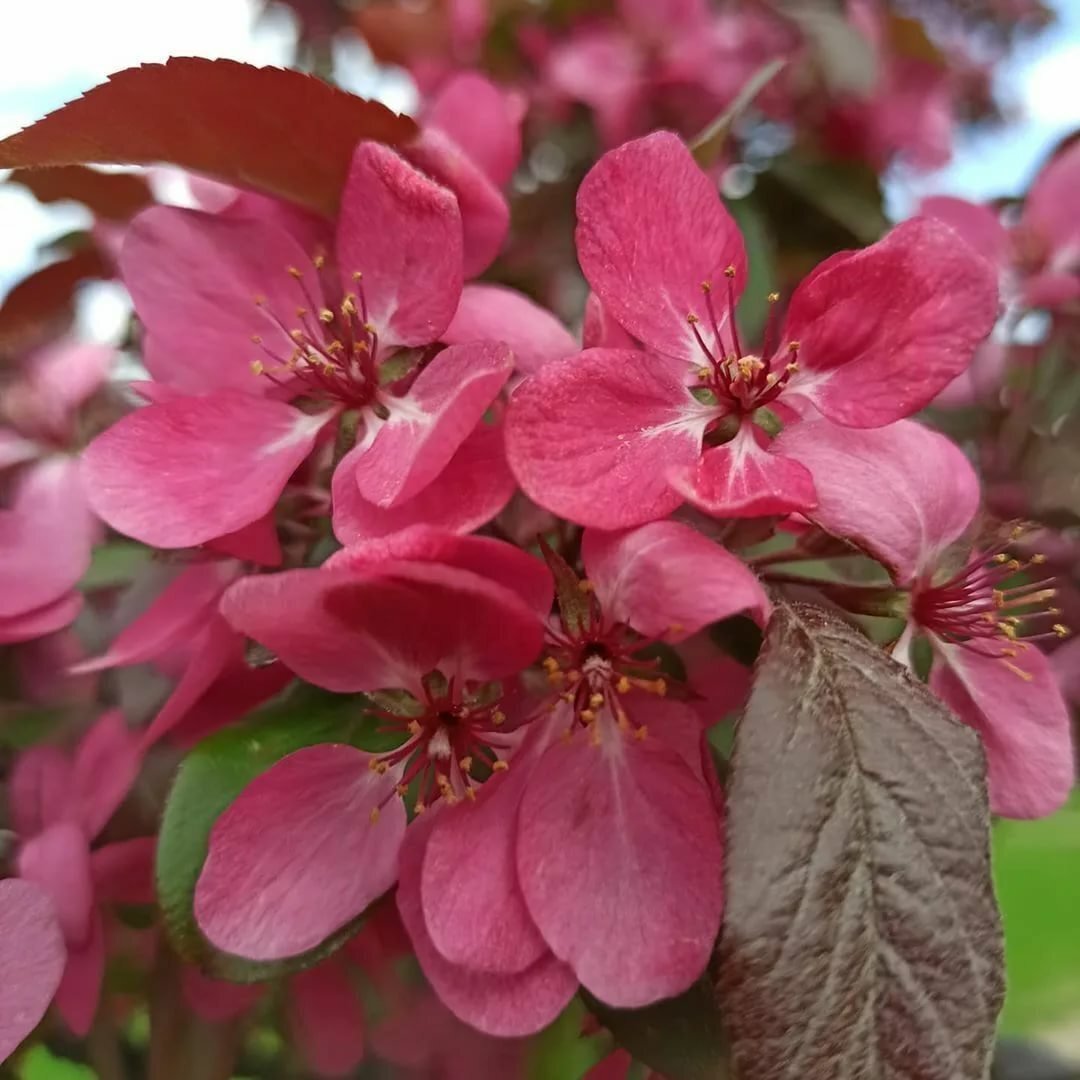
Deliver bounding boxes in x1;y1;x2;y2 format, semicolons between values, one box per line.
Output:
0;0;1078;338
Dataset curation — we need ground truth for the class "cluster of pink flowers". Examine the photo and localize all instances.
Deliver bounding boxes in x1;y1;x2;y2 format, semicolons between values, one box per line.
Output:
0;0;1075;1073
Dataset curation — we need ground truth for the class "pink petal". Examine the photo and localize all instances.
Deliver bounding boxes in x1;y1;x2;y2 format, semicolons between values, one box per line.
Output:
0;592;82;644
82;393;331;548
1023;270;1080;309
223;560;544;693
54;912;104;1037
421;768;548;975
337;141;463;347
8;746;72;837
425;72;522;188
618;0;707;33
0;457;94;617
140;615;240;747
332;421;515;544
667;426;816;518
73;561;240;673
505;349;708;528
582;294;637;350
918;196;1009;268
287;963;366;1077
91;838;156;905
203;514;282;567
575;132;747;363
181;966;264;1024
27;341;114;426
120;206;324;394
0;430;41;470
0;879;65;1062
930;642;1073;819
73;710;142;837
195;745;407;961
357;342;512;507
583;520;770;638
1023;140;1080;256
774;419;979;585
18;823;94;944
443;285;577;376
782;217;1000;426
403;129;509;278
516;723;723;1007
329;526;552;618
397;810;578;1037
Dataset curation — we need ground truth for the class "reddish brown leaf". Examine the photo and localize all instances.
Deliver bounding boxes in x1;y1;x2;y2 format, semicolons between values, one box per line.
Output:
0;58;419;218
0;246;109;357
6;165;153;221
719;602;1003;1080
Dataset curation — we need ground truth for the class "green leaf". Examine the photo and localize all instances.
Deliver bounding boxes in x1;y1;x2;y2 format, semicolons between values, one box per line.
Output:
79;540;151;590
585;978;731;1080
155;682;391;982
719;601;1004;1079
528;998;604;1080
777;2;877;95
17;1047;94;1080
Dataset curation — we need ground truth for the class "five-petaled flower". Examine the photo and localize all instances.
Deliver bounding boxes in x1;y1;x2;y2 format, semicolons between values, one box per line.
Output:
506;131;999;526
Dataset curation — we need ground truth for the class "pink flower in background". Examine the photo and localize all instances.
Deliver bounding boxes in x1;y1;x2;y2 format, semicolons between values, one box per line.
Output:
0;342;110;642
397;521;768;1035
192;533;550;963
6;711;153;1040
777;419;1074;818
82;141;514;551
507;132;999;526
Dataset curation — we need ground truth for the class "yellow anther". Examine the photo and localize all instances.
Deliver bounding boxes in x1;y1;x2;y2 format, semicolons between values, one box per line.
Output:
589;693;604;709
287;265;302;278
295;307;308;319
459;756;473;774
414;800;426;814
696;366;712;380
464;785;477;801
580;709;597;724
1031;553;1047;564
547;670;566;687
319;308;335;324
687;313;700;325
363;322;378;336
616;676;631;693
492;760;509;772
724;265;736;278
408;720;422;736
701;280;713;293
578;579;595;593
313;253;326;269
367;758;388;774
787;340;800;351
785;361;799;374
993;553;1010;564
634;725;649;741
1054;623;1069;637
560;690;576;704
326;340;345;354
492;709;506;726
250;360;264;375
767;291;780;303
250;334;263;344
254;294;266;307
1006;559;1022;572
290;329;305;343
395;783;408;797
352;270;363;281
369;807;380;824
543;657;561;672
342;295;358;317
1002;623;1018;640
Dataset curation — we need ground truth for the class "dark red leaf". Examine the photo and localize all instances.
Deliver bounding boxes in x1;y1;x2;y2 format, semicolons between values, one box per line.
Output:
718;602;1004;1080
0;58;419;217
6;165;153;221
0;246;110;357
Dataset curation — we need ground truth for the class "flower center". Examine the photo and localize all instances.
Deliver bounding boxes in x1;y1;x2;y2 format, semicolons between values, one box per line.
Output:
367;674;512;816
686;267;800;415
248;258;388;412
542;587;669;743
913;547;1068;676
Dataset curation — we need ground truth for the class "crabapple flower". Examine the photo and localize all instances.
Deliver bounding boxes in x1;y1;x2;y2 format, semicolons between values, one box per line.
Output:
776;418;1074;818
193;534;551;963
506;132;999;527
6;711;152;1037
0;342;110;642
398;521;769;1035
0;879;66;1065
82;141;513;550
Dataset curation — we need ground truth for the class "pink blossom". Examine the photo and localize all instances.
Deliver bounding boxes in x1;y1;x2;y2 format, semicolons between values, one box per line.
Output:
6;711;152;1039
0;342;110;642
396;521;768;1035
506;132;999;527
776;419;1074;818
192;534;550;963
81;141;514;551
